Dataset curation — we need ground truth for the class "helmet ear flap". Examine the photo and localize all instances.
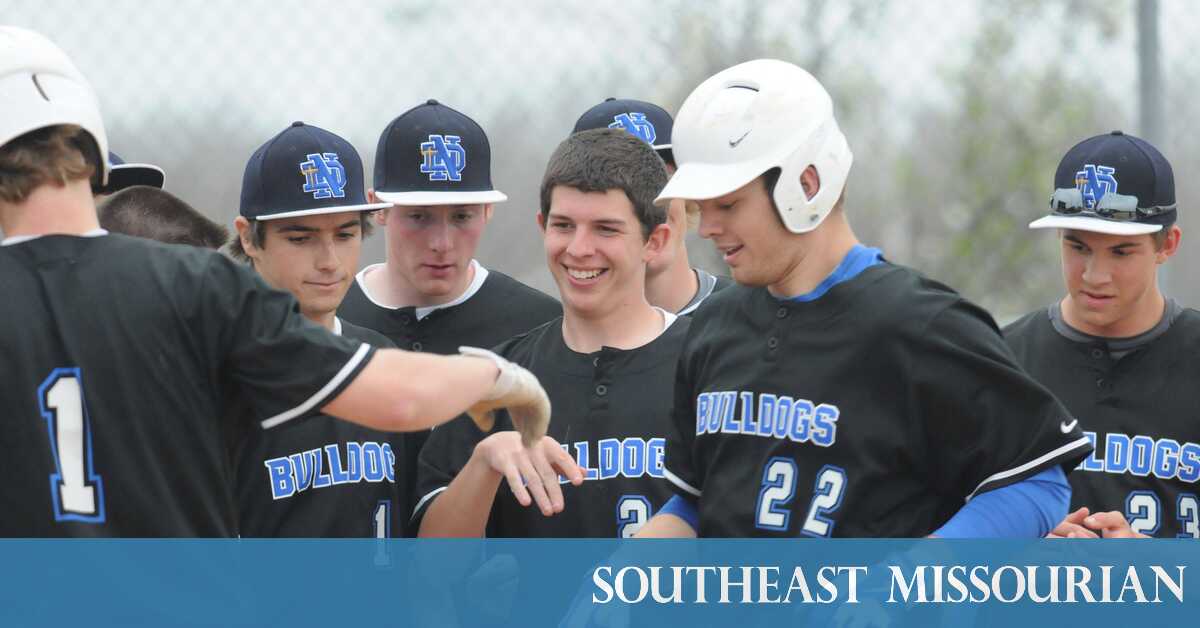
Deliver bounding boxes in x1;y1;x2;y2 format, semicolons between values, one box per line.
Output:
772;121;852;234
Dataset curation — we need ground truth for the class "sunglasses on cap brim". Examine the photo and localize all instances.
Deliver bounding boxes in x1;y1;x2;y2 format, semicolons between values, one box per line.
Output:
1049;188;1175;222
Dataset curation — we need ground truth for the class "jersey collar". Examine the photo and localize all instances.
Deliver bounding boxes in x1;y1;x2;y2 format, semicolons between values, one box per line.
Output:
1;228;108;247
354;259;489;320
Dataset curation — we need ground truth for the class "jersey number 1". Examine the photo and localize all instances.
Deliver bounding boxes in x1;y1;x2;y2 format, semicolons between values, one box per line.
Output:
755;458;846;536
39;368;105;523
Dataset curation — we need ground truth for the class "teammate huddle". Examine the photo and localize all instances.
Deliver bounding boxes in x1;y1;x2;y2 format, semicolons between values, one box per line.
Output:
1;27;1193;540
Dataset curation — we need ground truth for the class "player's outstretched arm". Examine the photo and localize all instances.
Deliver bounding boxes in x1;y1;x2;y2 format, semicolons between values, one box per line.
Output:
323;348;547;435
419;433;584;537
635;512;698;538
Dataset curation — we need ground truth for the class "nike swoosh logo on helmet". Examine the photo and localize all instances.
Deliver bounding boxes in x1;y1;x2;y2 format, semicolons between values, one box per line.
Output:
728;131;751;148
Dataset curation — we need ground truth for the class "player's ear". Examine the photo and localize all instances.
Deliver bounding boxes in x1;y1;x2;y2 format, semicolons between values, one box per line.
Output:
536;211;546;232
482;203;494;223
800;165;821;201
234;216;260;260
642;222;670;262
368;190;390;227
1156;225;1183;263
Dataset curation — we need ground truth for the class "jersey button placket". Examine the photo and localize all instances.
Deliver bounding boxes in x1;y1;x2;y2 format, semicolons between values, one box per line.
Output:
591;354;611;409
765;315;786;360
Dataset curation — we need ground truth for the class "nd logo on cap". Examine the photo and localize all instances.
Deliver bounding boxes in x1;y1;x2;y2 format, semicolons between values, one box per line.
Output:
1074;164;1117;210
608;112;656;145
419;134;466;182
299;152;347;199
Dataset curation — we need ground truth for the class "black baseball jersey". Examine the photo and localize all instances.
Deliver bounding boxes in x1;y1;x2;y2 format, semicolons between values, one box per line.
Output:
414;314;691;537
0;234;375;537
665;263;1093;537
1004;305;1200;538
235;320;404;537
338;265;561;531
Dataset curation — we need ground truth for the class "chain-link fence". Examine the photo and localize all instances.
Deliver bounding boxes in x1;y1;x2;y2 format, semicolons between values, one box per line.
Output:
5;0;1196;320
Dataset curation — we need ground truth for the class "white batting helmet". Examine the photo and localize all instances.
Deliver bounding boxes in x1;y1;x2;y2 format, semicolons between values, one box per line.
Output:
655;59;852;234
0;26;109;188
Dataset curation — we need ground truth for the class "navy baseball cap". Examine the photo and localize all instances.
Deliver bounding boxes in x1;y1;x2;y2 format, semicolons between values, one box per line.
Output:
573;97;673;159
240;121;390;221
1031;130;1176;236
373;99;507;206
98;151;165;194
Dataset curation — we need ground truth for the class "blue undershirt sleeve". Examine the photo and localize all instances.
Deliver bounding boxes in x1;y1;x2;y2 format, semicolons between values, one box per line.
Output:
657;494;700;534
933;465;1071;538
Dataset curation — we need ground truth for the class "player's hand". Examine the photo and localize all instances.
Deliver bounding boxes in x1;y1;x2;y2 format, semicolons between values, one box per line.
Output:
460;346;551;446
474;432;584;517
1082;510;1149;538
1047;507;1099;538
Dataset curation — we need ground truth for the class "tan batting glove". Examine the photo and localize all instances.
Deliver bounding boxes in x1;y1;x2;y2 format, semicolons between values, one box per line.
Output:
459;346;551;447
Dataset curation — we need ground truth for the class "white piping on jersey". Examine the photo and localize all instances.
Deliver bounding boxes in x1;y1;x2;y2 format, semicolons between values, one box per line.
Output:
676;268;717;316
964;435;1093;501
412;486;449;521
664;467;702;497
1;228;108;246
260;342;372;429
331;317;343;336
658;307;679;332
353;260;489;320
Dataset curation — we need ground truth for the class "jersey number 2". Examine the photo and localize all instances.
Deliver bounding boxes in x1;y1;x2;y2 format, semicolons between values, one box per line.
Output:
755;458;846;536
39;368;105;523
617;495;652;538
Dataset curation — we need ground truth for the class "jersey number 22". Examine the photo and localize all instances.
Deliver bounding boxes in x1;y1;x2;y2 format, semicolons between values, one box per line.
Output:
756;458;845;536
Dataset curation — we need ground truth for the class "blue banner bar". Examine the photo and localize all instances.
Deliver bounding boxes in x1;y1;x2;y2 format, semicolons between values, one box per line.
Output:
1;539;1196;626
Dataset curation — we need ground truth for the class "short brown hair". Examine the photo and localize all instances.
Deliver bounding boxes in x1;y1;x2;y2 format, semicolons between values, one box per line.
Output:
227;212;375;263
540;128;668;240
99;186;228;249
0;125;98;204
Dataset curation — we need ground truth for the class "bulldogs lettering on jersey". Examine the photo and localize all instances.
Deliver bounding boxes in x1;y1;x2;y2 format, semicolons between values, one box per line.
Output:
1077;431;1200;483
560;437;665;482
695;391;838;447
264;441;396;500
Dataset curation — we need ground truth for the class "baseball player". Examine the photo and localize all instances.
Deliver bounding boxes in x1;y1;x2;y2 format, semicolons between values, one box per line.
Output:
98;185;227;248
1005;131;1198;538
0;27;550;536
573;98;731;315
636;59;1093;538
415;128;688;537
339;99;561;527
228;121;409;536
